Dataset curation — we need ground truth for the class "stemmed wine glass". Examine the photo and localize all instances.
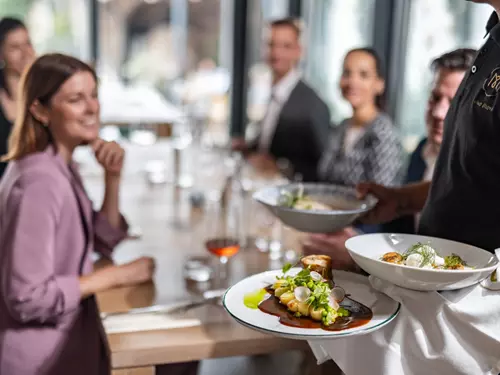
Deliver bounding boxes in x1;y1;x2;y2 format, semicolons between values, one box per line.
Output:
203;192;241;286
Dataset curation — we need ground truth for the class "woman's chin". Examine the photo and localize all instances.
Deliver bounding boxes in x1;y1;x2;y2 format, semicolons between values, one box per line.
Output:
79;134;99;146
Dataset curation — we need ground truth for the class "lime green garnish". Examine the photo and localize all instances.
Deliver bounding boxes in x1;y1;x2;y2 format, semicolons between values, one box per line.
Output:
337;307;350;317
243;289;268;309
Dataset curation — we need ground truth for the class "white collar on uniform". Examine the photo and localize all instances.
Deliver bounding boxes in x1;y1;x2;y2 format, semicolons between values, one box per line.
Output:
421;140;440;182
272;68;301;104
422;140;440;167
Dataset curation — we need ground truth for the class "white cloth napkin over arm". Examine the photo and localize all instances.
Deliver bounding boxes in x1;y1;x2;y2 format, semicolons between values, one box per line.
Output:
308;276;500;375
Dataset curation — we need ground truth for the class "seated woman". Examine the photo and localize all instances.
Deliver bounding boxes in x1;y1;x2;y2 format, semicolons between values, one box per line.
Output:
0;53;155;375
0;17;35;180
318;47;403;233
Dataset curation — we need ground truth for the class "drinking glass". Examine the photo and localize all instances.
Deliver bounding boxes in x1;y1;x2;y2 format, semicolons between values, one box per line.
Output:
203;196;241;285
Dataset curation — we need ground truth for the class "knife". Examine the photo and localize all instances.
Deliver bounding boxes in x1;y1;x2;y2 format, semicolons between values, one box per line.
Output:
100;289;226;320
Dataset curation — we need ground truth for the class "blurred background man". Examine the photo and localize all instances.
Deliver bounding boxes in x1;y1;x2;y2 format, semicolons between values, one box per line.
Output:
233;17;331;182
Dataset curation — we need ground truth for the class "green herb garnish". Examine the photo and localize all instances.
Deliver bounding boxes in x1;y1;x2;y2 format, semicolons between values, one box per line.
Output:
274;265;347;326
491;270;497;282
278;185;305;208
337;307;350;317
403;242;436;267
444;254;466;268
282;263;292;274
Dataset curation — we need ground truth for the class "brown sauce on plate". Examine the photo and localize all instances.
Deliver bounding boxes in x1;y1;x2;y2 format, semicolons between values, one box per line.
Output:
259;287;372;331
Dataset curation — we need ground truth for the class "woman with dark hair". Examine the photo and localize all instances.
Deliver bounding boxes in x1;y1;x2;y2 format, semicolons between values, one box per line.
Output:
0;17;35;180
318;47;403;189
0;53;155;374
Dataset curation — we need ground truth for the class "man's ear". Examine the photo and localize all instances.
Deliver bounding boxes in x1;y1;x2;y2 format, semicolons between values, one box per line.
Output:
29;100;49;125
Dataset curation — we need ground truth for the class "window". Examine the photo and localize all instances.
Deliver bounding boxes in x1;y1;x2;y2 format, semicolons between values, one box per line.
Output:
303;0;376;123
98;0;231;143
396;0;491;152
0;0;91;61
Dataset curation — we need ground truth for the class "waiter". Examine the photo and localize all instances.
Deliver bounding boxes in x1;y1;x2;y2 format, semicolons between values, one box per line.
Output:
360;1;500;253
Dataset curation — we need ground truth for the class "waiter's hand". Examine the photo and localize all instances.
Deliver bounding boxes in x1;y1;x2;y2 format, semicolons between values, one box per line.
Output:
247;152;278;173
231;137;247;152
357;182;401;224
302;227;360;272
91;139;125;177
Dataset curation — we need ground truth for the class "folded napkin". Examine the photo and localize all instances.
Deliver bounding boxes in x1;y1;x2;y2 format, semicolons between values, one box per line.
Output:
308;276;500;375
103;312;201;334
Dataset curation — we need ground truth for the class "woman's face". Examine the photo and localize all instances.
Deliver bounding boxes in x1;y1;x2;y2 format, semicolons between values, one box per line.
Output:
339;50;384;110
44;71;100;149
0;27;35;76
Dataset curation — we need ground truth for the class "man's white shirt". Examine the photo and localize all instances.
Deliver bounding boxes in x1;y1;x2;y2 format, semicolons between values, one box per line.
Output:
258;69;301;152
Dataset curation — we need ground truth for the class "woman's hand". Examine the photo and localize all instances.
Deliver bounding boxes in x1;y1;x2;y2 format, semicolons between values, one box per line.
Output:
114;257;156;287
302;227;360;272
79;257;156;298
91;139;125;177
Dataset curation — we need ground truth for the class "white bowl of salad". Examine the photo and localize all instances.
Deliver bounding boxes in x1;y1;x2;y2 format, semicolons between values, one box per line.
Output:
345;233;499;291
252;183;378;233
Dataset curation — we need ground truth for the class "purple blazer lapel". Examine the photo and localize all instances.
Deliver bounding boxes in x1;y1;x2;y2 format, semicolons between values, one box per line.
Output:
68;166;93;249
49;147;94;249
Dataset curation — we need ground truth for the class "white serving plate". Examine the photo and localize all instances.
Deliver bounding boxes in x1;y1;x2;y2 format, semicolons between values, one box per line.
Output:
346;233;499;291
223;268;400;340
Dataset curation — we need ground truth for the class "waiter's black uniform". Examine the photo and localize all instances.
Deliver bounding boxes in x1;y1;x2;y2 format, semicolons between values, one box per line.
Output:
419;12;500;253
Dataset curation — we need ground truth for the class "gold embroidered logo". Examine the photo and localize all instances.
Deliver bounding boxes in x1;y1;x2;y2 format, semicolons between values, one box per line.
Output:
483;67;500;97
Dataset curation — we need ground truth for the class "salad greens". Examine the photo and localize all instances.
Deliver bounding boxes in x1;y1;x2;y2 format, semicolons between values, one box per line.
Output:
278;186;304;208
444;254;467;269
273;263;349;326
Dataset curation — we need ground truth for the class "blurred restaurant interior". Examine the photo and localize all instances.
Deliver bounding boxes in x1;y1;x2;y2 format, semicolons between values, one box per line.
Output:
0;0;497;375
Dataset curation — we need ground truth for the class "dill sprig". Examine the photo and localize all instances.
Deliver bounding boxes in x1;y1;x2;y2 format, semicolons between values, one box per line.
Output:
403;242;436;267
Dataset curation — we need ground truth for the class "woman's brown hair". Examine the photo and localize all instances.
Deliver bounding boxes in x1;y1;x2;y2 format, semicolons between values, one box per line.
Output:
2;53;96;162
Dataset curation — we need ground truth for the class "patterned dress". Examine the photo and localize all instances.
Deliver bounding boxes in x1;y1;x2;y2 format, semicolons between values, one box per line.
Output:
318;113;403;187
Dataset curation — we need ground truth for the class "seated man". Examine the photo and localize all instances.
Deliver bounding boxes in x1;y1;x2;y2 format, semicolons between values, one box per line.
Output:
383;48;476;234
232;18;331;182
302;48;476;262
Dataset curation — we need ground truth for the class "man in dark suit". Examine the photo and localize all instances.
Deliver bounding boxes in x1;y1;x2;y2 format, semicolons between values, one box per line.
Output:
233;18;331;182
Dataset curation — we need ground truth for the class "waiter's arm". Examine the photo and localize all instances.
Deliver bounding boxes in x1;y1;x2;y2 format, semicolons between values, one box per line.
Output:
358;181;431;224
396;181;432;215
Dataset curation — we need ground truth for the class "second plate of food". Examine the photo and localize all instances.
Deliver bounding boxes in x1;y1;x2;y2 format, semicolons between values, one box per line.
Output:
223;255;400;340
346;233;499;291
252;183;378;233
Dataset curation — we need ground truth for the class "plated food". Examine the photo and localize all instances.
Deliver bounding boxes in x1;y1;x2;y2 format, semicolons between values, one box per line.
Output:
253;183;378;233
381;242;471;270
278;186;332;211
346;233;499;291
223;257;400;339
255;255;373;331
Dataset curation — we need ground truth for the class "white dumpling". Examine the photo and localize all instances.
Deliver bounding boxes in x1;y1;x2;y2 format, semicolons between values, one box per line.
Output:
280;292;295;305
287;299;299;312
434;255;445;267
405;253;424;268
297;302;310;316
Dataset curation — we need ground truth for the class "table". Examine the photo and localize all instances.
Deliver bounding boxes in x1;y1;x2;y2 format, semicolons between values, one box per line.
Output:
82;145;310;374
